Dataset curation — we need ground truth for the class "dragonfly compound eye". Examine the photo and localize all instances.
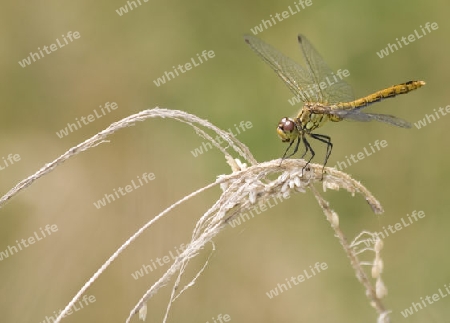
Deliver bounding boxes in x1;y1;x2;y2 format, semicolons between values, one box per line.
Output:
277;117;297;142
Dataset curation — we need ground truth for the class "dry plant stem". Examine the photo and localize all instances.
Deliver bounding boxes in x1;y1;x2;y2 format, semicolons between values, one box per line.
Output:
309;184;389;322
124;159;385;322
0;106;389;323
161;243;215;323
125;179;245;323
0;108;257;209
53;181;219;323
47;155;384;323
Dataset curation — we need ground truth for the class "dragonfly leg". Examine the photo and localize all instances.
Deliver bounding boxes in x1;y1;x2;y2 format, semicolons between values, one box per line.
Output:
299;139;309;159
301;136;315;176
280;135;302;166
310;133;333;179
289;135;302;158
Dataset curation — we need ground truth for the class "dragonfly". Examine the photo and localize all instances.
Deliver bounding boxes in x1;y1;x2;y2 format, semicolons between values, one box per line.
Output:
244;34;425;174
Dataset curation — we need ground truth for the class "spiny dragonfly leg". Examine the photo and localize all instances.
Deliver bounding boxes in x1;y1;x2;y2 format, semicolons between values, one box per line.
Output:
301;136;315;176
310;133;333;179
280;136;301;165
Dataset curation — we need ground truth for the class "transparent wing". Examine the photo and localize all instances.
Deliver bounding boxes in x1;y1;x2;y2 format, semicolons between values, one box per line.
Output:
297;34;354;104
244;34;354;104
329;109;412;128
244;34;315;103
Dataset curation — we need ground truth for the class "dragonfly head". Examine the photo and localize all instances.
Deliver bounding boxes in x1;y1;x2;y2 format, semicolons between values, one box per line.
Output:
277;117;299;143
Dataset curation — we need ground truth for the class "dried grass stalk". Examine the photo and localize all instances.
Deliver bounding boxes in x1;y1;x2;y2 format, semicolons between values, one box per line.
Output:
0;108;390;323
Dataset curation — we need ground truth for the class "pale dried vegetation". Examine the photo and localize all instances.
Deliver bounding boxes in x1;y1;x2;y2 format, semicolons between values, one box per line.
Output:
0;108;391;323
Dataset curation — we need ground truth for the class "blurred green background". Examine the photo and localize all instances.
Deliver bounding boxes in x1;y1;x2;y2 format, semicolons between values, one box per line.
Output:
0;0;448;322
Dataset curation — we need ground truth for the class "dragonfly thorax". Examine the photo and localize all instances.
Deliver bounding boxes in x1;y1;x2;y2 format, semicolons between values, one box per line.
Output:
277;117;299;143
298;105;330;131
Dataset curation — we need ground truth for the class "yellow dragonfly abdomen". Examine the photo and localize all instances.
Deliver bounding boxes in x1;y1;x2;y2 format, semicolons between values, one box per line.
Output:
336;80;426;110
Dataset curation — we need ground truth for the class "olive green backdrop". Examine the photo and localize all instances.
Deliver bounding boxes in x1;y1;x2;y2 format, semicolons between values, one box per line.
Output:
0;0;448;322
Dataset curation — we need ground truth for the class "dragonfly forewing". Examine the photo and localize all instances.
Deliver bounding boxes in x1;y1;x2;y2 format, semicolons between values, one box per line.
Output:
244;34;354;104
297;35;354;104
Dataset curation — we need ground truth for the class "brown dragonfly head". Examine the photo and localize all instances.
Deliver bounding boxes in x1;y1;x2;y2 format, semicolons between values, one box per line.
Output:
277;117;299;143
